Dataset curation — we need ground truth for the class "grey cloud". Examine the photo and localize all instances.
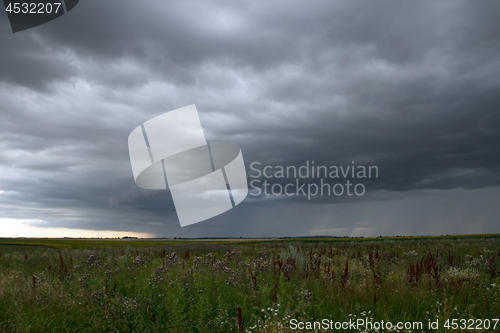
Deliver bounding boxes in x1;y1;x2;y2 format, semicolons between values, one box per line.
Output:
0;0;499;236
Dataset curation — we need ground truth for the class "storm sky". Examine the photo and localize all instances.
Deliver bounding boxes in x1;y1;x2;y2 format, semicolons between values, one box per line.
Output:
1;0;499;237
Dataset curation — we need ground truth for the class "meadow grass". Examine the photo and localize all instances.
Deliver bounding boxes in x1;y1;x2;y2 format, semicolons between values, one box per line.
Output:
0;235;499;332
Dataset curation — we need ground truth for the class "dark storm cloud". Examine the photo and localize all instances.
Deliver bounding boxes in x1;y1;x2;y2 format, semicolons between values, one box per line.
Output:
0;0;499;236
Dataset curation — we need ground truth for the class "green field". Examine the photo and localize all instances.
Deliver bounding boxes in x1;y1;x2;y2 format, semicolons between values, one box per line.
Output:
0;235;499;332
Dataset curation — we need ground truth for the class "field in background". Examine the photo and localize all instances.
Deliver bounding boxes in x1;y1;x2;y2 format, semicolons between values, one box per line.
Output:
0;234;499;332
1;233;499;250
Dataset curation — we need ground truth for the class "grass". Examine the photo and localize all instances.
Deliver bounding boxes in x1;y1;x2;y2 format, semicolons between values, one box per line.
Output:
0;235;499;332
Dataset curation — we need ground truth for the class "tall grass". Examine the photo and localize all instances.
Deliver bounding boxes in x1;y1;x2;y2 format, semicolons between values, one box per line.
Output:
0;238;499;332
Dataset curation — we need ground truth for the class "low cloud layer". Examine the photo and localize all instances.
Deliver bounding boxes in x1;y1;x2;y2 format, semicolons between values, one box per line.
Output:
1;0;499;237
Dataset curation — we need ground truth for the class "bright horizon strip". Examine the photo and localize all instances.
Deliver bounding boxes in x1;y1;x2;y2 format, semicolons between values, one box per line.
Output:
0;218;155;238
